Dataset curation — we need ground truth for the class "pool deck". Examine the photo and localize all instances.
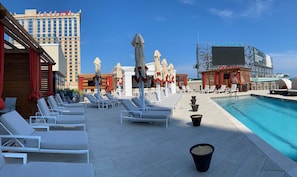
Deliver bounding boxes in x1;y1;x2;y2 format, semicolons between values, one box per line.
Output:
28;90;297;177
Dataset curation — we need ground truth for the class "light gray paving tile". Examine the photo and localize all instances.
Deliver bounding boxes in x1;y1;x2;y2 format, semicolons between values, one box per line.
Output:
259;170;286;177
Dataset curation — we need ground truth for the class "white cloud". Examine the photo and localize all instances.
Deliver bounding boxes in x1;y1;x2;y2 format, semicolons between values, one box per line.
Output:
241;0;275;18
209;0;276;19
209;8;233;18
180;0;195;5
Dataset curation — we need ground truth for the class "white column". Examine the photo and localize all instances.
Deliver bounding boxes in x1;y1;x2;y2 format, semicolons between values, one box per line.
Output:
123;75;133;96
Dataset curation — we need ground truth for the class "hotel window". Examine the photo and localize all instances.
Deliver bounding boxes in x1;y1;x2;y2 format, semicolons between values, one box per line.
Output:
74;18;77;36
28;19;33;35
69;18;72;36
37;19;40;35
42;19;46;36
48;19;51;34
58;18;62;37
64;18;68;36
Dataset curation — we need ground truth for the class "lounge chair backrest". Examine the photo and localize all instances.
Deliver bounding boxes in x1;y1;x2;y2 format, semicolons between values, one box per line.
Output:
0;110;35;135
105;93;115;100
55;93;64;105
121;100;140;110
131;97;141;107
37;98;52;116
47;95;59;110
86;94;98;104
121;100;141;117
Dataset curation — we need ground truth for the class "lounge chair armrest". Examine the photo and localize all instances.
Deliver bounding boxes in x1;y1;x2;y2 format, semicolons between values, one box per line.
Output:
121;110;142;117
3;152;28;164
48;109;61;114
30;115;57;125
0;135;41;149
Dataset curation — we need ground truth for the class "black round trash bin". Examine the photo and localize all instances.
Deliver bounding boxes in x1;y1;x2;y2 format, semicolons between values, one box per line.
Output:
190;114;202;126
191;104;199;112
190;143;214;172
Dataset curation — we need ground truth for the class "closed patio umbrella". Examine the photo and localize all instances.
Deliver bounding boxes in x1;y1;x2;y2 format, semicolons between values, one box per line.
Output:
154;50;162;101
161;58;169;96
93;57;101;100
168;63;175;94
131;33;147;109
116;62;123;97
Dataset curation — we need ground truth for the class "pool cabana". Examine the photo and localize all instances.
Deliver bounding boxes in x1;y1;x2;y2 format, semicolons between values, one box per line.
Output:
0;3;56;118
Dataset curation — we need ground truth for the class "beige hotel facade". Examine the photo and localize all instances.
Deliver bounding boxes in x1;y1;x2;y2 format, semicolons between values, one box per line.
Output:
13;9;81;89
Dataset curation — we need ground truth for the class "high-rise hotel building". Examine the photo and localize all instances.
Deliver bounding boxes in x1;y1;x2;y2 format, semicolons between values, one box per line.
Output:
13;9;81;89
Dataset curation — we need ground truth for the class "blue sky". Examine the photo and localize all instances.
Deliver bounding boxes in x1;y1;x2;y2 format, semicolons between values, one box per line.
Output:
2;0;297;78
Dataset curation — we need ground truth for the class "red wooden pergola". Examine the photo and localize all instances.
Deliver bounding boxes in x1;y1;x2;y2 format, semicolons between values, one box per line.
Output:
0;3;55;117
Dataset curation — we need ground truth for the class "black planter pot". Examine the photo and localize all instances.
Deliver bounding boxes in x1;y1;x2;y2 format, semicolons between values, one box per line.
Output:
191;99;196;105
190;114;202;126
191;104;199;112
190;143;214;172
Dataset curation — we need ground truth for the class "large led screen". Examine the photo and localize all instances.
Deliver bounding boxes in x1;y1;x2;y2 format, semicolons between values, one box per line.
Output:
253;47;265;66
212;46;245;66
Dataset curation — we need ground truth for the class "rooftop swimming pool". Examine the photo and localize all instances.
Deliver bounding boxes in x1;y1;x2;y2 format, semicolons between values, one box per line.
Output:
212;95;297;161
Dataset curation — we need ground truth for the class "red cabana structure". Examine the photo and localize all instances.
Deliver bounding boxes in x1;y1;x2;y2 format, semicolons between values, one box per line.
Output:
0;3;55;118
201;66;251;92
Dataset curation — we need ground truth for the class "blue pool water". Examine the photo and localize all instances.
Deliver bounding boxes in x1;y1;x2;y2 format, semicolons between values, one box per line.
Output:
212;95;297;161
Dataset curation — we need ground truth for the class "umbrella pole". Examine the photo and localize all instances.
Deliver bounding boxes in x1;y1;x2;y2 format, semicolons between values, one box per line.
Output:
139;80;145;110
156;82;161;102
96;78;101;101
117;84;121;97
165;82;168;97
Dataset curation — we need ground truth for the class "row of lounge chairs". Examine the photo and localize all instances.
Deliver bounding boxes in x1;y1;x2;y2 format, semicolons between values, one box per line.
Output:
30;97;86;130
0;92;95;176
201;84;238;94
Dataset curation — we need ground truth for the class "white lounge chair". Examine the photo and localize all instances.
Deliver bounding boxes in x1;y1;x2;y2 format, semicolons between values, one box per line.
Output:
208;85;216;93
47;95;85;115
217;85;227;93
120;99;171;128
131;97;173;113
85;93;112;110
229;84;238;93
186;85;192;92
181;85;187;93
94;93;117;107
0;151;95;177
30;98;86;130
201;85;210;93
0;111;90;162
55;93;84;108
0;97;17;114
105;93;121;106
